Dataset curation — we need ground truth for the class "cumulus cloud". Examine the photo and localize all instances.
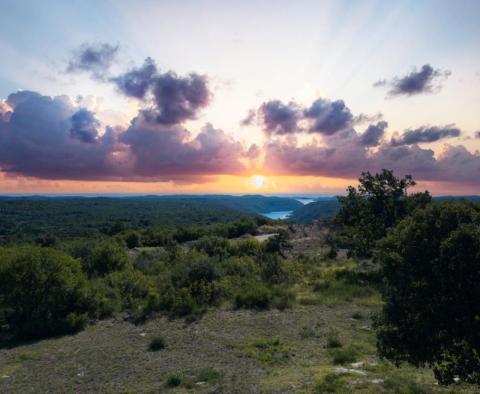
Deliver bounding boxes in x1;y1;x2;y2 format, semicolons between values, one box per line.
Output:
150;72;210;125
120;116;246;178
111;57;157;99
475;130;480;139
0;91;250;182
304;98;353;134
70;109;100;143
360;121;388;147
247;97;354;136
375;64;451;96
240;109;256;126
257;100;300;134
263;126;480;184
67;43;119;80
111;58;210;125
0;91;122;180
391;125;461;146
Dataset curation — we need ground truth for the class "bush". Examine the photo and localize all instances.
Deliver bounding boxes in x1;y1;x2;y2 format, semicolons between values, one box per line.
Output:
69;240;130;277
326;330;342;348
148;335;166;351
234;283;272;310
166;373;182;387
374;201;480;385
0;246;92;339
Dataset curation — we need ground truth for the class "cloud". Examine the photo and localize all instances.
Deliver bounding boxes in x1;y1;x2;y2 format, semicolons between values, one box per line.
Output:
149;72;210;125
303;98;353;134
67;43;119;80
257;100;300;134
111;58;210;125
0;91;122;180
0;91;249;182
240;109;256;126
375;64;451;96
360;121;388;147
70;109;100;143
120;116;246;178
391;125;461;146
0;100;12;122
111;57;157;99
475;130;480;139
263;127;480;184
247;97;354;136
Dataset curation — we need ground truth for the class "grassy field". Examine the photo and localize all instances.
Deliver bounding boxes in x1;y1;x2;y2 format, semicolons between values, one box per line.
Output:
0;226;478;393
1;282;476;393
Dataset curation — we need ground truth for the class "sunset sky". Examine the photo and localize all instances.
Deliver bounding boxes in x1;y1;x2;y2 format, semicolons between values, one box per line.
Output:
0;0;479;195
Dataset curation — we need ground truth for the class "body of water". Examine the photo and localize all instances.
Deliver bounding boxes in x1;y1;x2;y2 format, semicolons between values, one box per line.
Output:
262;210;293;220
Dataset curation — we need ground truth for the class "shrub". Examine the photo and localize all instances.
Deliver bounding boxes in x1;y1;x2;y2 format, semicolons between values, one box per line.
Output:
330;345;359;365
70;240;130;277
122;230;141;249
166;373;182;387
326;331;342;348
149;335;166;351
234;283;272;310
0;246;92;339
197;367;222;383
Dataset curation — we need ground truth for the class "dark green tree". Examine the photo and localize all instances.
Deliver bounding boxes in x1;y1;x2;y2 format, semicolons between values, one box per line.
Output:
0;246;92;339
336;169;431;256
374;201;480;384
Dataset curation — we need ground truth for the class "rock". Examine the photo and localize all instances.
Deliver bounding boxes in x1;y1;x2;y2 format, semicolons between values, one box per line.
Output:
334;367;366;375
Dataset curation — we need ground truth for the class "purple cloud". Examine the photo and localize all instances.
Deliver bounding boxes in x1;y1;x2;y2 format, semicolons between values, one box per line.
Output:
70;109;100;143
258;100;300;134
360;121;388;147
67;43;119;80
375;64;451;96
391;125;461;146
111;57;157;99
303;98;353;134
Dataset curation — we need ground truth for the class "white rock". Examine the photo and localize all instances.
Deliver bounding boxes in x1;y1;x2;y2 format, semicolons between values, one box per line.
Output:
334;367;366;375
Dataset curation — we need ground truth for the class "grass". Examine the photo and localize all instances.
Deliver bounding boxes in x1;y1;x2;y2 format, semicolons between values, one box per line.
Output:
0;255;478;392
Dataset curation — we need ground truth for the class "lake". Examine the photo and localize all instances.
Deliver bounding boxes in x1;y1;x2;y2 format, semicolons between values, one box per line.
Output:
261;210;293;220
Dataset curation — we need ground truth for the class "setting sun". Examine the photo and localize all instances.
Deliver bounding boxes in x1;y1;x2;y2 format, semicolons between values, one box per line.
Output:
252;175;265;188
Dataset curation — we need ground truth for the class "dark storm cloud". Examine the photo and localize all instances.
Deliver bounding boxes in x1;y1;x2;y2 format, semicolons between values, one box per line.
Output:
359;121;388;147
258;100;300;134
111;57;157;99
375;64;451;96
70;109;100;143
67;43;119;80
304;98;353;134
391;125;461;146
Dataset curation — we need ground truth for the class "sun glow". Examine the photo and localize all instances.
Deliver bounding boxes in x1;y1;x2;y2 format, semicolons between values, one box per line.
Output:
252;175;265;188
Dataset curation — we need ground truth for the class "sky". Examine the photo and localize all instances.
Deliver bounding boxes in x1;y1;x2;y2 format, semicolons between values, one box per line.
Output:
0;0;479;195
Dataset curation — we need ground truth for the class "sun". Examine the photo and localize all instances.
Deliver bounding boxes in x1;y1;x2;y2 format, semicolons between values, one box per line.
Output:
252;175;265;188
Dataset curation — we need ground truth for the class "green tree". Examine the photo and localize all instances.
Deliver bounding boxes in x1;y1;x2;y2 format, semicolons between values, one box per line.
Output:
0;246;92;339
336;169;431;257
374;201;480;384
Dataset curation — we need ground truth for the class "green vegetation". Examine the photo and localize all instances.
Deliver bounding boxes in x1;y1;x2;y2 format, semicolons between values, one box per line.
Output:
1;175;480;391
375;200;480;385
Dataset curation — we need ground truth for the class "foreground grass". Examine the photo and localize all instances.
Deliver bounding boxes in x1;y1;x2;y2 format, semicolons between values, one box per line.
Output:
1;295;476;393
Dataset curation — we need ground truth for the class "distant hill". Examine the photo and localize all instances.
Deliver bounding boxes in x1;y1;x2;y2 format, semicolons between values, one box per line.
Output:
289;198;340;224
0;195;302;242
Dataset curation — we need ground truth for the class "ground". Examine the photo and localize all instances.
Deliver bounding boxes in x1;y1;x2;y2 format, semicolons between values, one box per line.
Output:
0;295;476;393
